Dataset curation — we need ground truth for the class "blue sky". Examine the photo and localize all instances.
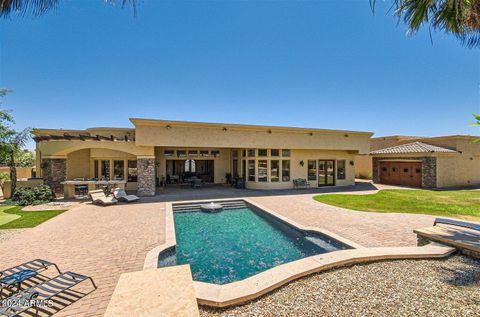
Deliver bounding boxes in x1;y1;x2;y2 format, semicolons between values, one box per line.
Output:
0;0;478;149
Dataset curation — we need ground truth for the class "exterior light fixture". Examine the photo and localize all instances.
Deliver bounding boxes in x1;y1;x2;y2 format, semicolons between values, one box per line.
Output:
268;130;272;134
309;132;313;136
300;160;304;166
349;161;354;166
223;127;227;132
166;125;172;130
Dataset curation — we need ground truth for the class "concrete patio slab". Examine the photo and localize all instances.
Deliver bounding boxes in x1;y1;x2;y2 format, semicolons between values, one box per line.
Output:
104;265;199;317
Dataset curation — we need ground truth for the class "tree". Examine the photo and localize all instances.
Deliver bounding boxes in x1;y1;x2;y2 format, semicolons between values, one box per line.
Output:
0;89;32;195
372;0;480;48
0;0;136;18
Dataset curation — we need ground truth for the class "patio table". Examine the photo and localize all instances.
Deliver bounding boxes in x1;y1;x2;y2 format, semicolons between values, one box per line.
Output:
0;269;38;297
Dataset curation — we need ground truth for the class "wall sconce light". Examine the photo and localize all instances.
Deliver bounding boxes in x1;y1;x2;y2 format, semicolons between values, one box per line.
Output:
166;125;172;130
300;160;304;167
344;134;349;138
268;130;272;134
222;127;227;132
309;132;313;136
349;161;354;166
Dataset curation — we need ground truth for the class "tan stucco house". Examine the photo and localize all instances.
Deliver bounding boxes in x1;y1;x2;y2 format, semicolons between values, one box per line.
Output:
33;118;372;196
356;135;480;188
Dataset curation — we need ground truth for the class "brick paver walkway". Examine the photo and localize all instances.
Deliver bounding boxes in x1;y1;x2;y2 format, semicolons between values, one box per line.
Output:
0;202;166;316
0;182;435;316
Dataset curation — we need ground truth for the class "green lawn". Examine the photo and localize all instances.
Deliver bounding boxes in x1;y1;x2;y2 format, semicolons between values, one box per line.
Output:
313;189;480;221
0;205;65;229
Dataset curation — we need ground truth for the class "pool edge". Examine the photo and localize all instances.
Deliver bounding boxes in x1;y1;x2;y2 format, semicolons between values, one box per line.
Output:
143;198;455;308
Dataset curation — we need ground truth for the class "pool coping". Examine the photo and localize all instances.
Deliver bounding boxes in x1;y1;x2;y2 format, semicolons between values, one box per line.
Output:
144;198;455;307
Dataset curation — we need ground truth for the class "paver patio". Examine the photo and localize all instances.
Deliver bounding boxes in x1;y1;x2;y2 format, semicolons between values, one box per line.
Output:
0;182;437;316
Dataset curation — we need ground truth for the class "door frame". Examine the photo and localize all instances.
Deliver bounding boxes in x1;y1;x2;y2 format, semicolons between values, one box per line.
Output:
318;159;335;186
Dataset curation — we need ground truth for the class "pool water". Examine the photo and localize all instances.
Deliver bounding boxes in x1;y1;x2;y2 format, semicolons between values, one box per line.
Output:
160;203;347;285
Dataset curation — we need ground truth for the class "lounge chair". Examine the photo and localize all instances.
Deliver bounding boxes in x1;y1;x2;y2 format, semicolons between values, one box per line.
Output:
88;189;117;206
0;259;61;297
113;188;140;202
0;271;96;317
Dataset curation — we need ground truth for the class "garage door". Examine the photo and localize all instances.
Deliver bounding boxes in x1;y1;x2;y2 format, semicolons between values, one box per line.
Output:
379;162;422;187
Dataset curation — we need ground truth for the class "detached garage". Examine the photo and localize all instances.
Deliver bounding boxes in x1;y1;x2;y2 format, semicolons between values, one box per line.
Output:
371;141;460;188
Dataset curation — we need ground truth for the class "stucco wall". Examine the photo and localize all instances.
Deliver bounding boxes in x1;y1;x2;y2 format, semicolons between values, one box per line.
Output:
436;139;480;187
0;167;33;180
354;155;372;179
135;124;371;154
67;149;91;179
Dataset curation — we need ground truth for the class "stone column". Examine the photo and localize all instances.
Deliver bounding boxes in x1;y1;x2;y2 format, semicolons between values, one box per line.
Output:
41;158;67;195
137;157;156;196
422;157;437;188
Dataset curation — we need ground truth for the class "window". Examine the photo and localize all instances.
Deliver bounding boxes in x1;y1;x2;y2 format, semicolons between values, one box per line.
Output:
258;160;268;182
415;168;421;173
248;160;255;181
185;160;196;172
282;160;290;181
248;149;256;157
211;150;220;158
113;160;125;180
177;150;187;157
128;160;137;182
403;168;409;173
200;150;209;157
382;167;387;172
270;149;279;157
282;149;291;157
164;150;174;157
271;160;279;182
337;160;346;180
188;150;198;157
258;149;268;157
307;160;317;181
392;168;396;172
101;160;110;180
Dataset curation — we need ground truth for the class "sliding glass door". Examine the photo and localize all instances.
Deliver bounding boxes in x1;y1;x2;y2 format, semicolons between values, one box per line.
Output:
318;160;335;186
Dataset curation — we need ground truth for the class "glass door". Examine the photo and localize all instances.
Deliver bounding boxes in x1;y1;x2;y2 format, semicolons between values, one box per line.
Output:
318;160;335;186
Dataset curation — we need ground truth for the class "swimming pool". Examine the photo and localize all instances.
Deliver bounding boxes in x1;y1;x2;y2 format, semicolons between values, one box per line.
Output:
158;200;350;285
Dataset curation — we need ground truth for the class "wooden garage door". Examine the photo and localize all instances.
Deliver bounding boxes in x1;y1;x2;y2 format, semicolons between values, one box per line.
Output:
380;162;422;187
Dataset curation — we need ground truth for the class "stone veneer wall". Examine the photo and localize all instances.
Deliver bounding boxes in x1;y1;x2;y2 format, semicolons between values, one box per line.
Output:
41;158;67;194
372;156;437;188
137;158;156;196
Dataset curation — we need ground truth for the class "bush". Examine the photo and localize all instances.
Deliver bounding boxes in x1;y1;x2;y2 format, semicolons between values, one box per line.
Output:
11;185;55;206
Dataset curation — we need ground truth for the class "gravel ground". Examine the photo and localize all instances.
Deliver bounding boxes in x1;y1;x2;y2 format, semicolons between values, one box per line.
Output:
0;229;27;243
200;255;480;317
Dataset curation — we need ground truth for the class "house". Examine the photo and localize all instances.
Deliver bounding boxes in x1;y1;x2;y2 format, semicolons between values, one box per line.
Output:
33;118;372;196
367;135;480;188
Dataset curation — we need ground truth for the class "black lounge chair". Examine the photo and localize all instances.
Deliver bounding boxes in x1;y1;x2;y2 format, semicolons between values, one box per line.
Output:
0;271;97;317
0;259;61;296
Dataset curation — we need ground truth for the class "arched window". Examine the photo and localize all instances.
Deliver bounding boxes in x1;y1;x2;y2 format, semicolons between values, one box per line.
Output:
185;160;196;173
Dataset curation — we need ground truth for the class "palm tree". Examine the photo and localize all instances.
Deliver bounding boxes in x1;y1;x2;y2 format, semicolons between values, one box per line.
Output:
0;0;135;17
373;0;480;48
0;128;31;195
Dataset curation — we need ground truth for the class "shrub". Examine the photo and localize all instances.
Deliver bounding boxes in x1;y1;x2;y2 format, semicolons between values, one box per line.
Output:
11;184;55;206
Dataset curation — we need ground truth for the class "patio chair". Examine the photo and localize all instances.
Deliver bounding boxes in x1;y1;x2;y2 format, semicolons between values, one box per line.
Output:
0;259;61;297
88;189;117;206
0;271;96;317
113;188;140;203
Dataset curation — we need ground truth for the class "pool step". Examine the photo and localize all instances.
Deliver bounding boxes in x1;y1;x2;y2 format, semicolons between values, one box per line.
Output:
173;200;247;212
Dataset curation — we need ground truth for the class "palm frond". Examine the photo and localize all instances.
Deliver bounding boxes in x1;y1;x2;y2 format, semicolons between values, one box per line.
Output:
0;0;59;18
